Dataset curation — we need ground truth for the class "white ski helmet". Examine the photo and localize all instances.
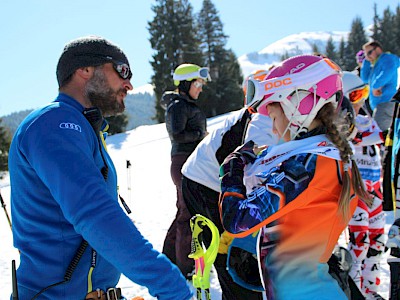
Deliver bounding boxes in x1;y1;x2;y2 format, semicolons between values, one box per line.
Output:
342;71;369;104
248;55;343;140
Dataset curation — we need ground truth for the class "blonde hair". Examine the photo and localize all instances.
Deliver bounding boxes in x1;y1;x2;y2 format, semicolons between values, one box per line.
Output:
316;103;372;217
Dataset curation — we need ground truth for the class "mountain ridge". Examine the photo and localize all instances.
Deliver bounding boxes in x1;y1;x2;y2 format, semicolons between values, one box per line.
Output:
1;30;348;133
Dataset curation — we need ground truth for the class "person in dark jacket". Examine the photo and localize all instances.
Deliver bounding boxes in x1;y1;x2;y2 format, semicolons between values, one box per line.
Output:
162;63;210;279
8;36;193;300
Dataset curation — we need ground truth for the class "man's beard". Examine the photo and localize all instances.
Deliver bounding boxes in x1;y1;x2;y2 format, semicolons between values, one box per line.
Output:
85;68;126;117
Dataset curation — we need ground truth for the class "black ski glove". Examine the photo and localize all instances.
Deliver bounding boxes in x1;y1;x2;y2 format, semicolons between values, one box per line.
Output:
220;140;256;190
233;140;257;165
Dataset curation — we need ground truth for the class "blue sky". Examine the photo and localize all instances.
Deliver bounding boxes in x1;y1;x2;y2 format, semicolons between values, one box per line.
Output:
1;0;399;116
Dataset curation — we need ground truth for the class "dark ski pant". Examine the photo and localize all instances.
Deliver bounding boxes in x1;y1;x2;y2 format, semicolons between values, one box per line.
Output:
162;155;194;278
182;175;263;300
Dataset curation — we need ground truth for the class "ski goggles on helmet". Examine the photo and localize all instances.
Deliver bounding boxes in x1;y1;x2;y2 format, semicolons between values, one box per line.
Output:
348;85;369;104
246;58;342;107
172;67;211;82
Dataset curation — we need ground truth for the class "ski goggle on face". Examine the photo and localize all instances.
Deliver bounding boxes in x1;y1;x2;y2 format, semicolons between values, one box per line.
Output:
245;58;341;107
348;85;369;104
173;67;212;82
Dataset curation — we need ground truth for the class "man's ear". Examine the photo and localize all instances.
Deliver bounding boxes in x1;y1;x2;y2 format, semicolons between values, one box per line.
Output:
75;66;94;80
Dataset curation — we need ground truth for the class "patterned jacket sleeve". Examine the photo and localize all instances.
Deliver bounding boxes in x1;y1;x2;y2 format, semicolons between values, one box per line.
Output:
219;153;314;236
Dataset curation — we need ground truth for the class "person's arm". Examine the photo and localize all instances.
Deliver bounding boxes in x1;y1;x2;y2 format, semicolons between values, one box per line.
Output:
23;108;193;300
360;60;371;84
215;108;251;164
370;55;399;90
219;142;312;237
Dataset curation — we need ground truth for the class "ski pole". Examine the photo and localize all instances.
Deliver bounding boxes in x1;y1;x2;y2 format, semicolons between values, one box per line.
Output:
188;214;220;300
0;189;12;230
12;260;19;300
126;160;132;206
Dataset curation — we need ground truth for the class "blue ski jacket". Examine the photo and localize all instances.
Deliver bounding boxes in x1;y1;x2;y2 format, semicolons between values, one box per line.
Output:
360;52;399;110
9;93;192;300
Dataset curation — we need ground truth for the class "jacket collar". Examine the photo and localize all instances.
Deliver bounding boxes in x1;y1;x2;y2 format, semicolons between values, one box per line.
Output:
54;93;86;112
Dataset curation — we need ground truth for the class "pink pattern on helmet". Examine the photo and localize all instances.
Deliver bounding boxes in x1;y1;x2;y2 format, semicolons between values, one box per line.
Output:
258;55;342;116
256;54;343;139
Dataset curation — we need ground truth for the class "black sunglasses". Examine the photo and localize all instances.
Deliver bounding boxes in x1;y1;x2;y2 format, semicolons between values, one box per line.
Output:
106;57;132;80
75;54;132;80
366;47;377;57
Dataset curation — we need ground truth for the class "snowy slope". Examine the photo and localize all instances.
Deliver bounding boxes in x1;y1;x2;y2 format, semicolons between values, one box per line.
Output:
0;112;395;299
238;31;348;77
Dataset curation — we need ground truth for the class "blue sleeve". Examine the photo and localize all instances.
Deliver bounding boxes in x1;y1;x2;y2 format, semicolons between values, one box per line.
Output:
20;108;193;300
371;55;399;89
360;60;371;84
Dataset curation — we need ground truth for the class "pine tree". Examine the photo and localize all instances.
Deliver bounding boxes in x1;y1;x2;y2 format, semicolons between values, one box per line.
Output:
106;113;128;135
379;7;396;53
280;51;290;61
394;5;400;55
196;0;243;116
371;3;381;41
148;0;203;122
197;0;227;68
346;17;367;70
311;43;320;55
0;119;11;172
337;37;347;70
342;43;356;71
325;36;338;62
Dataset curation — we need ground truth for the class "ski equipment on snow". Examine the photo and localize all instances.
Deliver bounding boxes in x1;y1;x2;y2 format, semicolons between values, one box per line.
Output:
12;260;19;300
126;160;132;206
189;214;220;300
0;189;12;230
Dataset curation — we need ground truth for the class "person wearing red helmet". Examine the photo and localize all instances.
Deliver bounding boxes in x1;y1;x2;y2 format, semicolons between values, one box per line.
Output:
219;55;372;299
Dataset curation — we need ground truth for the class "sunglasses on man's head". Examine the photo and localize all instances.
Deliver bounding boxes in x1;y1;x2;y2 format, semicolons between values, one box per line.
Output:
366;47;377;57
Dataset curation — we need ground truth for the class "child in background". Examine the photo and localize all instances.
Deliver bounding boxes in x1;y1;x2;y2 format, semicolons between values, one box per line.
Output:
342;71;387;299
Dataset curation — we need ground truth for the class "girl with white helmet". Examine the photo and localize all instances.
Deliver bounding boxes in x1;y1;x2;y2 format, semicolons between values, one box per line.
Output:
219;55;372;299
342;71;386;299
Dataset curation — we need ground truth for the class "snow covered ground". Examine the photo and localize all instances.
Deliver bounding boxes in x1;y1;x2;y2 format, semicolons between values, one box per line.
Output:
0;114;395;299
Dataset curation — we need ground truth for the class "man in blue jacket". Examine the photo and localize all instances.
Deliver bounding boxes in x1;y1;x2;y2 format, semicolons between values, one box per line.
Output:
361;40;399;134
8;36;193;300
